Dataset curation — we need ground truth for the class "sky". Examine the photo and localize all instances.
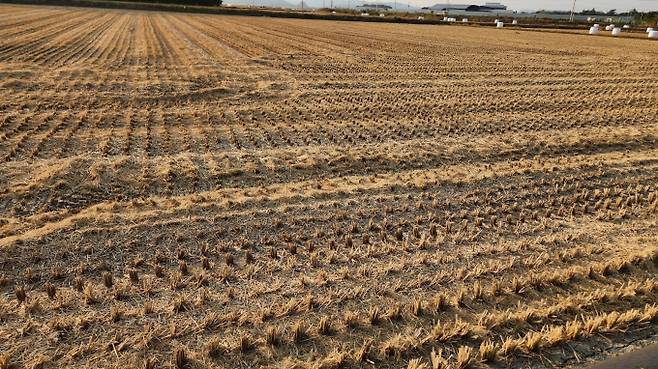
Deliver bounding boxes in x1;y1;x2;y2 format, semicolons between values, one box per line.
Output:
502;0;658;12
410;0;658;12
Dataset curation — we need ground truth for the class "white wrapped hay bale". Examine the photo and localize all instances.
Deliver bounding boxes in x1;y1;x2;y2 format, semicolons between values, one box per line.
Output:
611;27;621;36
512;19;518;25
649;30;658;39
589;27;600;35
647;27;654;33
462;18;468;22
496;21;504;28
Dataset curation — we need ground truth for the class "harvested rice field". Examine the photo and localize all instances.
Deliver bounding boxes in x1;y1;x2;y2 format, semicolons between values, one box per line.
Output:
1;4;658;369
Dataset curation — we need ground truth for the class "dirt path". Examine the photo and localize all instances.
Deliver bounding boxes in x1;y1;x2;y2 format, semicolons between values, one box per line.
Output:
588;343;658;369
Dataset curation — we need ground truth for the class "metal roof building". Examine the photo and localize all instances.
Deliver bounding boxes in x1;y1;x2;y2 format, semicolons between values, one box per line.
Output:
424;2;507;12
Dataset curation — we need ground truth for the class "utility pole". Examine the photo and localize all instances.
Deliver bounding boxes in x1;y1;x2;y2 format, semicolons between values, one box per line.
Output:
569;0;576;22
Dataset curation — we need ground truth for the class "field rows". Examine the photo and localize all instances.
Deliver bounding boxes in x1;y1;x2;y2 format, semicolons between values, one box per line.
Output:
0;4;657;369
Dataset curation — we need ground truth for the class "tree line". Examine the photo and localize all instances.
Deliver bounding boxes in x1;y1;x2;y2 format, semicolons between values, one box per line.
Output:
111;0;222;6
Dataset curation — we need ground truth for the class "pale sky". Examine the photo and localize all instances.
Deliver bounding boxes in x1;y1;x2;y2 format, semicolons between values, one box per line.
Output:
421;0;658;11
504;0;658;12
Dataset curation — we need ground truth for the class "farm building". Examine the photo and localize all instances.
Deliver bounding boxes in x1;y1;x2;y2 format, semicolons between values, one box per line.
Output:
422;2;513;15
355;4;392;11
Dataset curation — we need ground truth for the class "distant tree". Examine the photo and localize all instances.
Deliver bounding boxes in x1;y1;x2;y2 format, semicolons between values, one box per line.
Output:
618;8;638;16
606;9;616;16
580;8;598;15
117;0;223;5
635;10;658;24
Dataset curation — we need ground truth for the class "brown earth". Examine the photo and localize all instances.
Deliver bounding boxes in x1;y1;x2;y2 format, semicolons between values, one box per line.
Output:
0;4;658;369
